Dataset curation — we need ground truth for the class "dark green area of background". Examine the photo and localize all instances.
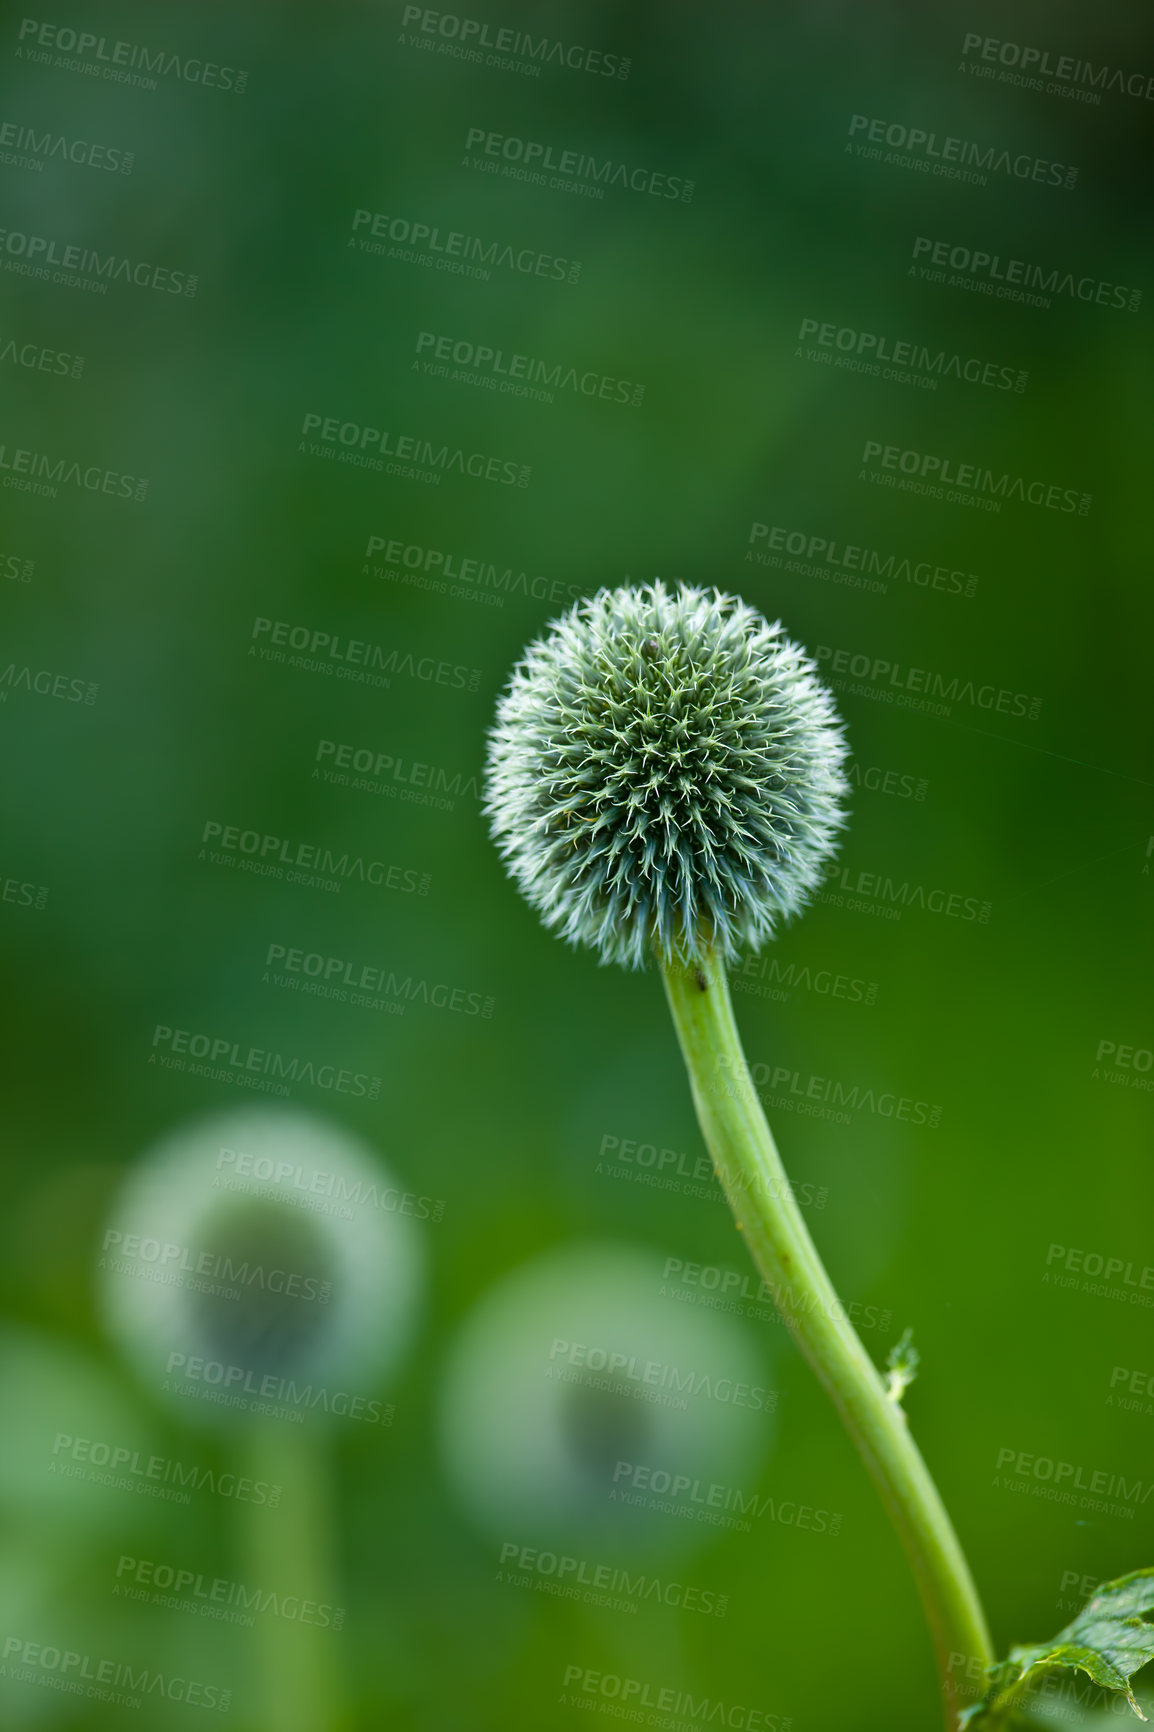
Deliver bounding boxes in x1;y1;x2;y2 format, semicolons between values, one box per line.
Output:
1;2;1152;1727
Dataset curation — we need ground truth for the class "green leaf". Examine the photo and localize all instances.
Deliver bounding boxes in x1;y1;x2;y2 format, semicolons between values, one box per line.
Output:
961;1569;1154;1729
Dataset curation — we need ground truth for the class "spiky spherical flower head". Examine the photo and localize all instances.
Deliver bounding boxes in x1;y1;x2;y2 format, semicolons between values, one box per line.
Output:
484;582;850;970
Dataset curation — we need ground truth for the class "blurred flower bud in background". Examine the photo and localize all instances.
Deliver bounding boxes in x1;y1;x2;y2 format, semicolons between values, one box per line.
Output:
100;1106;424;1431
438;1240;774;1566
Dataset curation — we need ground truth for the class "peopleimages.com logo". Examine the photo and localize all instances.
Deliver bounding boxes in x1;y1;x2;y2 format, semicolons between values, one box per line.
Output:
114;1553;344;1630
50;1431;281;1506
149;1023;382;1101
496;1541;727;1617
350;207;581;285
0;225;197;294
993;1444;1154;1520
909;236;1141;311
959;33;1154;102
0;1636;230;1712
559;1664;791;1730
846;112;1077;189
462;127;694;202
398;6;630;79
859;439;1090;513
547;1338;775;1412
815;642;1042;721
15;17;248;93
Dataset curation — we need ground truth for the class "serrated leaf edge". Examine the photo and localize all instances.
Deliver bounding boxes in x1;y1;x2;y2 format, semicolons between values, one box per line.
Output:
958;1567;1154;1729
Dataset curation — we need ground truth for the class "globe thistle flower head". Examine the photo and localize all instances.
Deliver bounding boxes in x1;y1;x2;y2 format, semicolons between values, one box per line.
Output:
485;582;849;969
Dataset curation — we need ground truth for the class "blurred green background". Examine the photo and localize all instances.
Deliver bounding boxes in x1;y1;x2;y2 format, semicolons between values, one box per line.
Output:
1;2;1152;1728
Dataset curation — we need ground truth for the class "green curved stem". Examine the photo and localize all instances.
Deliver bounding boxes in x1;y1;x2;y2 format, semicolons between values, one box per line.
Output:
660;948;993;1730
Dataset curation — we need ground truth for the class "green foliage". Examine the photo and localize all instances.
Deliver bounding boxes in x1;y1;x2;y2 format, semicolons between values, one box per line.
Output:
960;1570;1154;1728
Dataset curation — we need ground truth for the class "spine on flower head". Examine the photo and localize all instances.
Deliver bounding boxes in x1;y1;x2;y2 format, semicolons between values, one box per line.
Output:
485;583;848;969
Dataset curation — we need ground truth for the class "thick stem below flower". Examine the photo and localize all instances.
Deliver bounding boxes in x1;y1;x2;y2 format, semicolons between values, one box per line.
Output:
660;948;992;1730
238;1424;343;1732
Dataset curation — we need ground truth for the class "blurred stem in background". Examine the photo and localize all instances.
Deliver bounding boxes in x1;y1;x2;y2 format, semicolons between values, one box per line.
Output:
238;1423;344;1732
661;949;993;1731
